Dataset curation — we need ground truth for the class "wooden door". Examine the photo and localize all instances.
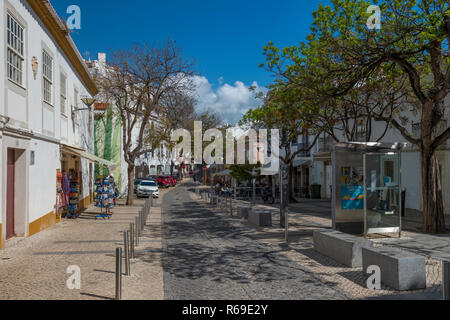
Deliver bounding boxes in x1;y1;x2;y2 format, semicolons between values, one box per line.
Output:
6;149;15;239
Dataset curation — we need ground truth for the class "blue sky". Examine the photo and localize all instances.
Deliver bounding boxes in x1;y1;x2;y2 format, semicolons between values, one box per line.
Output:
53;0;329;124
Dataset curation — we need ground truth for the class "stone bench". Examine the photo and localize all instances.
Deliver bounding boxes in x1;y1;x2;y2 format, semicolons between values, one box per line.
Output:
313;230;373;267
362;246;426;291
248;209;272;227
237;207;250;219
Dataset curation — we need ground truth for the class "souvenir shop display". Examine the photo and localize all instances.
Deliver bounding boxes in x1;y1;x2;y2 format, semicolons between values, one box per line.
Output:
57;169;81;219
95;177;116;220
55;170;65;219
67;170;80;218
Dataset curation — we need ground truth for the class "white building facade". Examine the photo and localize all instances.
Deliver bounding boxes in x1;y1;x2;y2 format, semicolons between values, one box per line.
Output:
291;102;450;214
0;0;98;249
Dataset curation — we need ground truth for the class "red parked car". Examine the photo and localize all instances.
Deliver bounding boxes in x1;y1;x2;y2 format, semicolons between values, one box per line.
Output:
168;176;177;186
156;176;171;188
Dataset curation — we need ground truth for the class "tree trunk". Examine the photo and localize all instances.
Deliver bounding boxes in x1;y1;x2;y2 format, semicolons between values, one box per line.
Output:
126;164;135;206
288;162;298;203
420;151;446;233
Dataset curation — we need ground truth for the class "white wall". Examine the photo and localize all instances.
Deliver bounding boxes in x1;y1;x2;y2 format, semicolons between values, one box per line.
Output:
27;140;60;222
1;0;94;234
401;152;421;211
2;0;93;143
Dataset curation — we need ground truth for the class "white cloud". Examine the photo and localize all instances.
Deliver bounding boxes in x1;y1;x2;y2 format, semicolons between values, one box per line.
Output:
192;75;267;125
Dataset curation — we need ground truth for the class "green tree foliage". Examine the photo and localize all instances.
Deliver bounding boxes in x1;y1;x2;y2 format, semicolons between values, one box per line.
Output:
257;0;449;233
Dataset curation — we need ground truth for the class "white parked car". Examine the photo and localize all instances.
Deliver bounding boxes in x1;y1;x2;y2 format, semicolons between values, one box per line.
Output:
136;180;159;198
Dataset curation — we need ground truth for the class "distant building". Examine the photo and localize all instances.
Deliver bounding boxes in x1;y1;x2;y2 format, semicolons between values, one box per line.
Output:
86;53;128;196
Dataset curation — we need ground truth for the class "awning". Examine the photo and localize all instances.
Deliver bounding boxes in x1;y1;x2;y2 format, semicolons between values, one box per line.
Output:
214;169;232;176
61;144;116;168
293;159;312;167
313;152;332;162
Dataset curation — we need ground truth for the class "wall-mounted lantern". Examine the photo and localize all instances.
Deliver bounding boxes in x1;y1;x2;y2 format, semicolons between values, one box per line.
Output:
32;56;38;80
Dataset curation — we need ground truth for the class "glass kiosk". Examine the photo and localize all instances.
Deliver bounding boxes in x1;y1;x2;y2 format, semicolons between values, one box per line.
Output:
332;142;407;238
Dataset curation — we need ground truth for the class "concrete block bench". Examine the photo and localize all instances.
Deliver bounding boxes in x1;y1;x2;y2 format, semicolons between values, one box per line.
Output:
313;230;373;267
248;209;272;227
237;207;250;219
362;246;426;291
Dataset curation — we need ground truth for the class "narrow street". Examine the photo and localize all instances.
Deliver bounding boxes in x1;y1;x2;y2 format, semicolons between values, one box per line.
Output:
161;181;348;300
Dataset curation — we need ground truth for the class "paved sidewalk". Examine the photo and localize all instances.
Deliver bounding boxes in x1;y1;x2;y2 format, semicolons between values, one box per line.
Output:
164;181;349;300
193;188;447;299
0;192;166;300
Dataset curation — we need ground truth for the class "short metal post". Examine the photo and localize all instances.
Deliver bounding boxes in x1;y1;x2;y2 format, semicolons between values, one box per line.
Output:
115;247;122;300
135;216;140;246
230;195;233;216
124;231;130;276
130;223;135;259
443;260;450;300
143;209;146;228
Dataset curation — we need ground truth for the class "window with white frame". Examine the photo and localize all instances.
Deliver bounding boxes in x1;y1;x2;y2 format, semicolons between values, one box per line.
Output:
7;12;25;86
60;73;67;115
42;50;53;104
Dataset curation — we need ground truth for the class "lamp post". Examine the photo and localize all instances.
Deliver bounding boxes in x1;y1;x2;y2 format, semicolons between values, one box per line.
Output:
80;97;96;135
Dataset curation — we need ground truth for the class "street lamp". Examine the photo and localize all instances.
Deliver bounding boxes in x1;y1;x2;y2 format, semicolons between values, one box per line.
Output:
72;96;96;117
72;96;97;146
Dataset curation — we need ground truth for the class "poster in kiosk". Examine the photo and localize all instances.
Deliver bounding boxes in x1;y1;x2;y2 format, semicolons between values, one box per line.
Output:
331;142;406;238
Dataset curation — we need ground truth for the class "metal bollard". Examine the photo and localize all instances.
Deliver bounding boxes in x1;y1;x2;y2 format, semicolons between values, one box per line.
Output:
115;247;122;300
124;231;130;276
135;216;140;246
230;196;233;216
443;260;450;300
130;223;135;259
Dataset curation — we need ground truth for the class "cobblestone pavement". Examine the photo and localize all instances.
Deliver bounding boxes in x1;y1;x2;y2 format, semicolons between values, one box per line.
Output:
0;191;167;300
211;195;446;300
162;182;349;300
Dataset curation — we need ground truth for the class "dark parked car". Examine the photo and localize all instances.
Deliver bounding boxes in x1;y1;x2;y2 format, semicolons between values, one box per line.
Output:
133;178;143;193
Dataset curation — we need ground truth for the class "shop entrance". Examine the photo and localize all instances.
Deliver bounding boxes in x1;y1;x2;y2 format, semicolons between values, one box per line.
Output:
59;152;82;218
6;149;15;239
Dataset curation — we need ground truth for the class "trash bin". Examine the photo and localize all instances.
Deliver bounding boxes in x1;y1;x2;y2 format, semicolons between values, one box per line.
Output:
310;184;322;199
401;189;406;217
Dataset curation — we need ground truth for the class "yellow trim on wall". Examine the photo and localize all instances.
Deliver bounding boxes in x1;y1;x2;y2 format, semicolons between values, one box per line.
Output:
29;212;56;237
80;195;92;210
